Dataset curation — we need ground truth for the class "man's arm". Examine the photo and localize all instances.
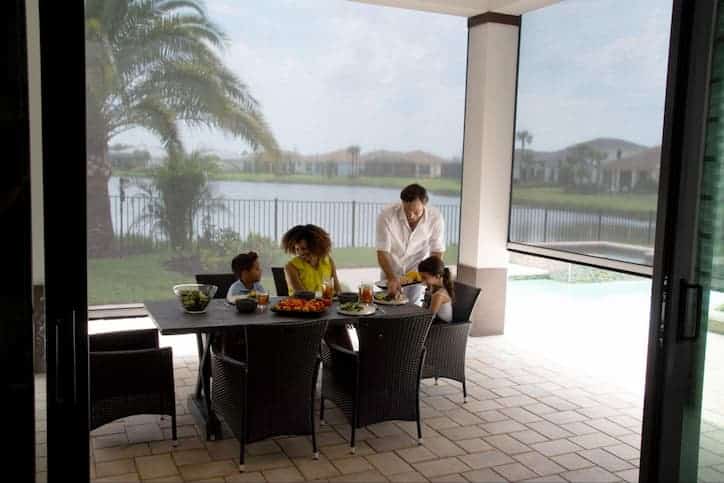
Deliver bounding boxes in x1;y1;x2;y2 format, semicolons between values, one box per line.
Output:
376;250;401;295
375;210;402;294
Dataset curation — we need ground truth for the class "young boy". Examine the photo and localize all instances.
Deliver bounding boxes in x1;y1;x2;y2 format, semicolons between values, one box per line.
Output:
226;251;266;303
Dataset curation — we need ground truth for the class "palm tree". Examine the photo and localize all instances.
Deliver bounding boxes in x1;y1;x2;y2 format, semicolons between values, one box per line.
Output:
516;130;533;157
516;131;533;181
85;0;278;256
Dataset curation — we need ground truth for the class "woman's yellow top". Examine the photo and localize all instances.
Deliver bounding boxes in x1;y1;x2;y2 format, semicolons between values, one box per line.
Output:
289;255;333;293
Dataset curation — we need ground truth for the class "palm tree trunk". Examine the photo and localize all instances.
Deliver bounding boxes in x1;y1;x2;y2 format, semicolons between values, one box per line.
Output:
87;136;114;258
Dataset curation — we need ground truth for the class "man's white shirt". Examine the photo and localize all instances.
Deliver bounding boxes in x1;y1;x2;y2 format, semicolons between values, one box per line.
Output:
375;203;445;277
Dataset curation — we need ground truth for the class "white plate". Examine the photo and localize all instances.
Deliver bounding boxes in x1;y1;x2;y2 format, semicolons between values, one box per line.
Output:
375;280;422;289
373;295;409;305
337;304;377;316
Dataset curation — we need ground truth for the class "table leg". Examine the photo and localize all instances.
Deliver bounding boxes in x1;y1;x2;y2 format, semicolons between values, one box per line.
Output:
194;333;204;399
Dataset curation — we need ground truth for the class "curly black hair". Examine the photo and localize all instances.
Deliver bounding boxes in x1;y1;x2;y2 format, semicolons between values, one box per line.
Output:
281;224;332;257
231;251;259;275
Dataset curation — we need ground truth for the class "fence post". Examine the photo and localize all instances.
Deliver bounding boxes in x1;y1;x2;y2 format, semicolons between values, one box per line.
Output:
597;211;603;240
543;207;548;242
274;198;279;242
119;198;124;253
351;200;356;247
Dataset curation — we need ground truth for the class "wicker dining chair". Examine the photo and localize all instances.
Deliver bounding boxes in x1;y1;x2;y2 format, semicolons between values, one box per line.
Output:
271;266;289;296
320;314;433;453
211;320;325;471
195;273;236;299
421;282;481;402
89;329;177;442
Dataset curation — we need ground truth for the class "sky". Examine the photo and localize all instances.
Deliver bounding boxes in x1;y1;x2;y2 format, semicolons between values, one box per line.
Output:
114;0;673;157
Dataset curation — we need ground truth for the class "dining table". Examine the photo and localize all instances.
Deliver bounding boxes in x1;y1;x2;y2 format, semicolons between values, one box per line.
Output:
144;297;430;440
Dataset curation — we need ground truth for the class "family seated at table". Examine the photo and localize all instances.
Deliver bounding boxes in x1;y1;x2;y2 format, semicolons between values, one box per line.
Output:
221;183;456;327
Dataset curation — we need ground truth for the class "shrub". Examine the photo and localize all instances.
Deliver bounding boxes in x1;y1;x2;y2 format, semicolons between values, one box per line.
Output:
199;229;285;274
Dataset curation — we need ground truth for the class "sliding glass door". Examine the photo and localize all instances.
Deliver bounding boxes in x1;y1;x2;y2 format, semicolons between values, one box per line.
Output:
641;0;724;481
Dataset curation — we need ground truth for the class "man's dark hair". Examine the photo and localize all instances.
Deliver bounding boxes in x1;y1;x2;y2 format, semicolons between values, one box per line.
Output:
400;184;428;203
231;251;258;275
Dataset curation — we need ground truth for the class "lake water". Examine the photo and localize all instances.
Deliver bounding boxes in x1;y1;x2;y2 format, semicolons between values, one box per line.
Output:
108;176;461;205
107;176;654;255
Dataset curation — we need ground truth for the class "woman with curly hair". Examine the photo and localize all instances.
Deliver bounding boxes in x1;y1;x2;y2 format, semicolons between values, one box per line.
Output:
282;224;341;295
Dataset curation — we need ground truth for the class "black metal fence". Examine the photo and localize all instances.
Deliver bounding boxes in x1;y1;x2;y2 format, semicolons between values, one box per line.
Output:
110;196;461;250
509;205;657;247
109;195;657;252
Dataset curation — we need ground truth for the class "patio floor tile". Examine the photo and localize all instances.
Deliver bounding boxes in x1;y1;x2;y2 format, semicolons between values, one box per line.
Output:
135;453;178;480
459;450;514;470
415;457;471;478
493;462;537;481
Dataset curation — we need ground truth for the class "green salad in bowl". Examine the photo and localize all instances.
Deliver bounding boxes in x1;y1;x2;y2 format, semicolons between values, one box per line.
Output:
173;284;218;313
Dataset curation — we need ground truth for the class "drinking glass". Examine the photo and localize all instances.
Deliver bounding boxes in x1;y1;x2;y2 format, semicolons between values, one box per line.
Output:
358;283;373;304
256;290;269;310
322;278;335;300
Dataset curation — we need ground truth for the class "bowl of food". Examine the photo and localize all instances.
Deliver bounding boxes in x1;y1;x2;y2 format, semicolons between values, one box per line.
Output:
173;284;217;313
338;292;359;304
236;297;258;314
295;290;316;300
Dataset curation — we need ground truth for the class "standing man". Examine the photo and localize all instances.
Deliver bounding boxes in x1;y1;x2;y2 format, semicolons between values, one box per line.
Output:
376;184;445;303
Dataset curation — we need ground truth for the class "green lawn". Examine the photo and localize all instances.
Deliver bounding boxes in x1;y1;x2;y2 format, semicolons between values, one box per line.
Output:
88;246;460;305
512;187;657;213
89;252;191;305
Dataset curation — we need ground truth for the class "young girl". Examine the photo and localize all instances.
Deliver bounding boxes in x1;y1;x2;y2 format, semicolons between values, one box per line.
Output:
282;224;341;295
418;256;454;323
226;251;266;303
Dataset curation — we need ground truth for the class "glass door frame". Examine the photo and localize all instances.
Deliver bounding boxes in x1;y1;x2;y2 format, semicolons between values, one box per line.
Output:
38;0;90;481
640;0;719;481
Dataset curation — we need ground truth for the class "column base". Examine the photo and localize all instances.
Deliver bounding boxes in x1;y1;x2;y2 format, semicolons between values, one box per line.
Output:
456;264;507;336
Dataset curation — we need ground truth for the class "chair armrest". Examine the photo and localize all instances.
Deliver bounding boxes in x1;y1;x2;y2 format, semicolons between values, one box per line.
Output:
212;352;248;371
430;321;471;331
90;328;159;352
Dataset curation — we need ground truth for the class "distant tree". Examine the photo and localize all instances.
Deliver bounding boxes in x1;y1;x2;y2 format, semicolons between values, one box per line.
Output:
632;172;659;193
139;150;220;250
516;130;533;154
347;145;361;177
516;131;533;182
562;144;606;193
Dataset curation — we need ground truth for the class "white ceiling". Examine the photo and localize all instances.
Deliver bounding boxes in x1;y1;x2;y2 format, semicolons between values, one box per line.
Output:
350;0;560;17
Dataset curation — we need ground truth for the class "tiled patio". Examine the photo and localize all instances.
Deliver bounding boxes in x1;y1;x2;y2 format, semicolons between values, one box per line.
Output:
33;279;724;482
80;335;648;483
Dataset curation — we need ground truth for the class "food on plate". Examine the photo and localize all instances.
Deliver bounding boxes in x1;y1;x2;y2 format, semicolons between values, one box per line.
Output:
273;297;327;313
374;291;404;302
339;302;366;312
399;271;422;285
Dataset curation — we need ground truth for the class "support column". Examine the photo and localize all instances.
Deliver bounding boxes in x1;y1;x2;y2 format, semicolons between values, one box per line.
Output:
457;13;520;336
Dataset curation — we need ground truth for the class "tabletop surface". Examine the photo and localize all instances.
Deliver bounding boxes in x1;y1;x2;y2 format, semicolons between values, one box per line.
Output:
145;297;431;335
